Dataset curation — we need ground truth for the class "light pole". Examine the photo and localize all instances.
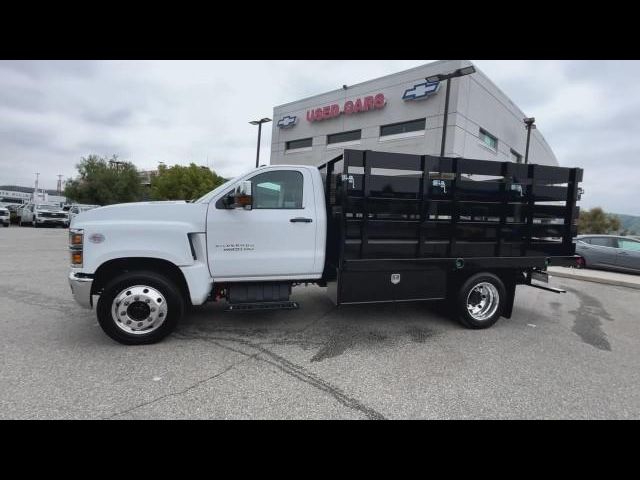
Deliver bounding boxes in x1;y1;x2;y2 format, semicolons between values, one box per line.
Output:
33;172;40;201
523;117;536;164
426;65;476;157
249;117;272;168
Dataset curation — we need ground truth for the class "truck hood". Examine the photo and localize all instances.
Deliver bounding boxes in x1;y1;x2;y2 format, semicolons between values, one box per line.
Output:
36;208;66;214
71;200;209;230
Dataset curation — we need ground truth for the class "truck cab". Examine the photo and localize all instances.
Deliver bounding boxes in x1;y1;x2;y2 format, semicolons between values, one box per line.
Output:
69;165;327;344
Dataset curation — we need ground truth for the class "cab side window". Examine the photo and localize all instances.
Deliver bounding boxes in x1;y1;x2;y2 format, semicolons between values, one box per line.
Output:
251;170;303;209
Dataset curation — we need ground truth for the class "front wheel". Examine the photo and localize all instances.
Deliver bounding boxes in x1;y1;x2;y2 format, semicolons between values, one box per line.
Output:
96;270;185;345
456;273;506;329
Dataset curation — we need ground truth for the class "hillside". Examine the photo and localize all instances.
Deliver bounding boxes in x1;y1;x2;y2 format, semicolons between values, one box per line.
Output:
614;213;640;235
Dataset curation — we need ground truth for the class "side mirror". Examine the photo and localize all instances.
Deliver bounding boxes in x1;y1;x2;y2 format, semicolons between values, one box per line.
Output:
225;181;253;209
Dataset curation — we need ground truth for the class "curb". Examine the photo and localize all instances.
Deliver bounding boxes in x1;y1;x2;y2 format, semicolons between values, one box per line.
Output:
547;268;640;290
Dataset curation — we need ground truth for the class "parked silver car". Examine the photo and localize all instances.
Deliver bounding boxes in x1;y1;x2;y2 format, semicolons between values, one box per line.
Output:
575;234;640;274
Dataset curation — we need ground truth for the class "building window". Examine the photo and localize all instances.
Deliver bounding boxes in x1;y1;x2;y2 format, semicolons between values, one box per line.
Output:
285;138;312;150
327;129;361;145
510;149;523;163
479;128;498;151
251;170;303;209
380;118;426;137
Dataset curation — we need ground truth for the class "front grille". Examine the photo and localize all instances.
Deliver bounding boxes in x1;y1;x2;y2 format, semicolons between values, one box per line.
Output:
40;212;65;218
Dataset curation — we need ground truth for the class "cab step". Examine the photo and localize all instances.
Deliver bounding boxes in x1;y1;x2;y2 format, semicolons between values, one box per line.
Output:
226;301;299;312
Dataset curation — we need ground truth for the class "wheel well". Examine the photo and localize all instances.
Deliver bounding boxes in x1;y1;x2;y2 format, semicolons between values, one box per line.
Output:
92;258;191;305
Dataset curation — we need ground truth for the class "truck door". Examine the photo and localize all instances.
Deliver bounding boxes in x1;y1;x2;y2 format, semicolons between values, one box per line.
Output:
23;204;34;224
206;168;319;280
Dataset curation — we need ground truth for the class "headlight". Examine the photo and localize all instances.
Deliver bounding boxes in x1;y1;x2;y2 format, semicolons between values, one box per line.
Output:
69;229;83;246
71;251;83;266
69;228;84;267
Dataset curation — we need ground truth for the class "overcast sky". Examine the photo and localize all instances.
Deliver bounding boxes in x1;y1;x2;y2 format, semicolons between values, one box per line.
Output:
0;60;638;215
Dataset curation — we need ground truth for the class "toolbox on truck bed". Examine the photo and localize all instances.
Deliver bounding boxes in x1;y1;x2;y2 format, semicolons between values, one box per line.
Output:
319;149;583;305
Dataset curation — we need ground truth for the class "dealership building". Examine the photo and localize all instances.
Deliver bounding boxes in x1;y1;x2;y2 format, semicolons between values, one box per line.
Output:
270;60;557;168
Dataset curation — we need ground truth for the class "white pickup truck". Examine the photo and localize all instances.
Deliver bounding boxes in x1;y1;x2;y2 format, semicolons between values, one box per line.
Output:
0;205;10;227
20;202;69;228
69;149;582;345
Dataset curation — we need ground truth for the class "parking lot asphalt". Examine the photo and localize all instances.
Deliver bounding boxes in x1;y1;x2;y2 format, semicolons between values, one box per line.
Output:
1;226;640;419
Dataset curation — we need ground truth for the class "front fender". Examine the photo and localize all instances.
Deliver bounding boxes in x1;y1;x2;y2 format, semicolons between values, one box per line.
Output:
80;220;200;273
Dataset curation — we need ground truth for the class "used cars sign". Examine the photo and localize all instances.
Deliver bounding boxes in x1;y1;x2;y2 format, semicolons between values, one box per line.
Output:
306;93;386;122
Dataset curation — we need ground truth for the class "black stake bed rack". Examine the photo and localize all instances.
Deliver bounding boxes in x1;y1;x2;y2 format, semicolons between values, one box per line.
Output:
318;149;582;305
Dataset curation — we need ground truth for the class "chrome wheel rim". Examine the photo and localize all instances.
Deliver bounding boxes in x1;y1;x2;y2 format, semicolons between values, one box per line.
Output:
466;282;499;321
111;285;168;335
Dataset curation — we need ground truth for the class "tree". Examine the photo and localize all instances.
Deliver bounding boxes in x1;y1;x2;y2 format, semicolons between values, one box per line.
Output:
64;154;142;205
150;163;226;201
578;207;621;234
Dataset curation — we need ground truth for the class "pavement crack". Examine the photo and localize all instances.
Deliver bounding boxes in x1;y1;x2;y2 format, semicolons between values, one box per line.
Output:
295;305;338;334
104;353;257;419
0;284;77;313
174;331;386;420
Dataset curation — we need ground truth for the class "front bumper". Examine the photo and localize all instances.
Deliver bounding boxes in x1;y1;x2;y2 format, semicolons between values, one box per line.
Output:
36;217;68;226
69;272;94;309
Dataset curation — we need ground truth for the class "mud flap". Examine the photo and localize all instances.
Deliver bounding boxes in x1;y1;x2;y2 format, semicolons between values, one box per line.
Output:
502;280;517;319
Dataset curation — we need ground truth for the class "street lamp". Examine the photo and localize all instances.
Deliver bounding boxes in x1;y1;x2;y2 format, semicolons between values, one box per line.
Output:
523;117;536;164
249;117;272;168
426;65;476;157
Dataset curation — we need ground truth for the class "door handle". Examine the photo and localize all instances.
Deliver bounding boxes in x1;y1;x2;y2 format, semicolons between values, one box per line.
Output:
290;217;312;223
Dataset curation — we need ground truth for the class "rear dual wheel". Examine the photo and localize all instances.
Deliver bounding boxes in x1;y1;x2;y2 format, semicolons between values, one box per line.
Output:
456;273;506;329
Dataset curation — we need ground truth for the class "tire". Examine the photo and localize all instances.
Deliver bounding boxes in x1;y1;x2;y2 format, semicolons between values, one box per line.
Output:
456;272;506;329
34;221;39;228
96;270;185;345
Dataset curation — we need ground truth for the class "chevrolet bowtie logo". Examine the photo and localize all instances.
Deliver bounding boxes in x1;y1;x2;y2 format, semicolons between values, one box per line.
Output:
402;81;440;101
277;115;297;128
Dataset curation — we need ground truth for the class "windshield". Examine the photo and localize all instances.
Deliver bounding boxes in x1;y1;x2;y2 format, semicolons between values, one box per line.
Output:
194;177;237;203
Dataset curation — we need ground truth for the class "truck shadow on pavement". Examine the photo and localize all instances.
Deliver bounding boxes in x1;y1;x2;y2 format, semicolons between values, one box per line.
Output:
180;293;454;362
170;293;458;420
